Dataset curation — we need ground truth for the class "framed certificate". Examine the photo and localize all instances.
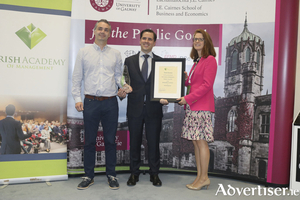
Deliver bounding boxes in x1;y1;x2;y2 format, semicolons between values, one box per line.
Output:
150;58;186;102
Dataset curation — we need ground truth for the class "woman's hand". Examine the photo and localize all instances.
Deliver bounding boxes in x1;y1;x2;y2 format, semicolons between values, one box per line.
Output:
184;71;188;80
176;97;187;106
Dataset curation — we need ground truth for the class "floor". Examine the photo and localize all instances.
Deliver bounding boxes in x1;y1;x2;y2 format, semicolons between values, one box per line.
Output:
1;173;299;200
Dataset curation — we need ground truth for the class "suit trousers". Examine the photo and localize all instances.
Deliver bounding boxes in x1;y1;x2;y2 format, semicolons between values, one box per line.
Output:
128;105;162;176
83;97;118;179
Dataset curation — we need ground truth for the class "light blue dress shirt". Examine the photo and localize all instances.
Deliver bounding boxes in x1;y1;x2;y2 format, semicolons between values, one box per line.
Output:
72;43;123;103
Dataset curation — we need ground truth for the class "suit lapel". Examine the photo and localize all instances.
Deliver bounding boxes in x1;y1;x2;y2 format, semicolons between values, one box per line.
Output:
148;53;159;83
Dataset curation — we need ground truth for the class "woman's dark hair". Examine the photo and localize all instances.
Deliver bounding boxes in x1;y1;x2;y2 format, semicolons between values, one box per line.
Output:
190;29;216;60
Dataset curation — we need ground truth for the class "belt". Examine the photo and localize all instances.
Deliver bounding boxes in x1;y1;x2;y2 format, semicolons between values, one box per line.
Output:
85;95;115;101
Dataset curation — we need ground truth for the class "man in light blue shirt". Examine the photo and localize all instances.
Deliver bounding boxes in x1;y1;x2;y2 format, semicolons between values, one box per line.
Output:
72;19;129;190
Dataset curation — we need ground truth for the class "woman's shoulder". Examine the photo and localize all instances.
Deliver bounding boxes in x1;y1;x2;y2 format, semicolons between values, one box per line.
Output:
203;55;217;65
203;55;216;61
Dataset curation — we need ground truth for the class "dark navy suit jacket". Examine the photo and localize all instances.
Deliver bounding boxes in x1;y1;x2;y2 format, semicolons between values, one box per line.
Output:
0;117;31;154
124;52;163;118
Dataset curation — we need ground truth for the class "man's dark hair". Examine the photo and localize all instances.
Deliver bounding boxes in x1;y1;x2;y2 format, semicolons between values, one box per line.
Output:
140;29;157;42
6;104;15;116
94;19;111;33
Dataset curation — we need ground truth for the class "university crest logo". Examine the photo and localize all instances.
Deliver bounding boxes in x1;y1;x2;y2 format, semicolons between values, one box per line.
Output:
90;0;114;12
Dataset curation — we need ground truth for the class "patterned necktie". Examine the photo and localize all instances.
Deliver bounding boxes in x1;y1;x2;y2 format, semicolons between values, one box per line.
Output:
141;54;149;82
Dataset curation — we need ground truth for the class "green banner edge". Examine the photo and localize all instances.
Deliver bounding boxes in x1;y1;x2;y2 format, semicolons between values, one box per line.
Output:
0;0;72;11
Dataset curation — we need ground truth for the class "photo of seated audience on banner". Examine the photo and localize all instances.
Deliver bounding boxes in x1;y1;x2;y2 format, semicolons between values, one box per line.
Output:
0;103;68;155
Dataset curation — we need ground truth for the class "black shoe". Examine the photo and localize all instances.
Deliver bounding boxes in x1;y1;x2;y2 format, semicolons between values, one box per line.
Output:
127;174;139;186
77;177;94;190
150;175;162;187
108;175;119;190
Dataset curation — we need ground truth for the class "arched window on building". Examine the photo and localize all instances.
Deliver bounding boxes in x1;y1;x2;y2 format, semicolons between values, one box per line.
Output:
96;151;102;162
164;148;168;161
81;150;84;162
227;147;233;164
246;47;251;62
163;123;170;141
228;110;235;132
256;50;261;70
259;113;270;142
258;159;267;179
231;50;238;71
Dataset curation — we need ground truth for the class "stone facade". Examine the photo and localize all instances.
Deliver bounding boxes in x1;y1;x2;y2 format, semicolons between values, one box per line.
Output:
209;16;271;181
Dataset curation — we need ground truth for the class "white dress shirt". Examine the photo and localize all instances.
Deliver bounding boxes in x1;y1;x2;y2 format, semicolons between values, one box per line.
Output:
72;43;123;103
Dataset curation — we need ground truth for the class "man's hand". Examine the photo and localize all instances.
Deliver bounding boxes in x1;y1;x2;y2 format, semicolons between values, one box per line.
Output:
75;102;84;112
117;88;127;99
160;99;169;105
123;84;133;93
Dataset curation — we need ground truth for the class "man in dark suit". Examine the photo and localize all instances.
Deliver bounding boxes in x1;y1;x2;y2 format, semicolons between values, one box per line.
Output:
122;29;167;187
0;104;32;155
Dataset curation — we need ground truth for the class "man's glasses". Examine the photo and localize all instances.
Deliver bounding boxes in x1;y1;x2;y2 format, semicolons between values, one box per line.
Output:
193;38;204;42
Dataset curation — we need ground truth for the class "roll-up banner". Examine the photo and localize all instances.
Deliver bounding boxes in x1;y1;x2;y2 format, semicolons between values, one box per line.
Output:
0;0;72;184
66;0;295;185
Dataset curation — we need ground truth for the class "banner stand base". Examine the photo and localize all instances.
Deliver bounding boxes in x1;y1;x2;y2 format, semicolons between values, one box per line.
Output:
0;175;67;185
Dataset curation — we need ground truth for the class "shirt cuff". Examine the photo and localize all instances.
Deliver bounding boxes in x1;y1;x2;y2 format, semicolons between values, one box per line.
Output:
74;97;82;103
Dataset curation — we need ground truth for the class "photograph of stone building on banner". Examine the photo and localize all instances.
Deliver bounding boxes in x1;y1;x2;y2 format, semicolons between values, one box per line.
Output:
172;16;272;181
161;16;272;181
210;17;271;181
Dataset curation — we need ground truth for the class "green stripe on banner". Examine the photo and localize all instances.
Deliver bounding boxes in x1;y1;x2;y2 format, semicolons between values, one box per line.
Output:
0;160;67;179
0;0;72;11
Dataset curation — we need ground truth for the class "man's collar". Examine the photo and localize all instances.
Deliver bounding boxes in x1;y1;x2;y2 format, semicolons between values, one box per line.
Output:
93;43;108;51
140;51;153;58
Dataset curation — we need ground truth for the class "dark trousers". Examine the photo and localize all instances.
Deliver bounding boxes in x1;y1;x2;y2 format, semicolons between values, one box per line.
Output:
83;97;118;179
128;105;162;176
